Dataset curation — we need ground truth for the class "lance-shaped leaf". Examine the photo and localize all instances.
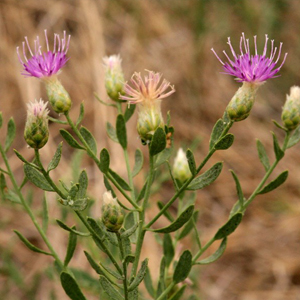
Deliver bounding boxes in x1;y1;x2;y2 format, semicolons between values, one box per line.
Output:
132;149;143;177
116;114;127;149
163;233;175;267
124;104;136;122
187;162;223;190
4;190;21;204
144;267;155;298
24;164;54;191
77;170;88;199
129;258;149;291
196;238;227;265
84;251;104;275
99;276;124;300
75;102;85;127
272;132;284;160
4;118;16;152
178;210;199;240
100;148;110;173
258;170;289;195
109;169;131;191
150;127;166;156
150;205;194;233
60;272;87;300
173;250;192;283
14;149;32;165
48;142;63;172
287;125;300;149
56;219;90;237
106;122;119;143
121;222;140;239
256;139;270;171
214;213;243;240
230;170;244;207
157;257;167;299
186;149;197;176
60;129;85;150
64;226;77;267
100;262;123;280
42;195;49;232
154;145;173;168
14;230;52;255
209;119;224;150
214;133;234;150
80;126;97;155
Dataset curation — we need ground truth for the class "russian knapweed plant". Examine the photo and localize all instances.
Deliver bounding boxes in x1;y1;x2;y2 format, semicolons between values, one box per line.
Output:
1;31;299;300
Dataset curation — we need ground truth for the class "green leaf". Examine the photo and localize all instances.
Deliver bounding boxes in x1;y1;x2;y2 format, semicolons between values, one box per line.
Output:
42;195;49;232
178;210;199;240
129;258;148;291
214;133;234;150
287;125;300;148
154;145;173;168
60;272;87;300
256;139;270;171
173;250;192;283
56;219;91;237
4;118;16;152
157;257;166;298
100;148;110;173
72;199;88;211
132;149;143;177
109;169;132;191
144;266;155;298
186;149;197;176
13;149;31;165
79;126;97;155
272;132;284;160
272;119;287;131
124;104;136;122
64;227;77;267
169;285;187;300
100;263;123;280
14;230;52;255
5;190;22;204
76;102;85;127
0;172;7;197
163;233;175;267
99;276;124;300
209;119;224;150
24;164;54;191
258;170;289;194
196;238;227;265
128;288;138;300
137;180;147;202
124;254;135;265
77;170;88;199
187;162;223;190
106;122;119;143
150;127;166;156
124;212;137;243
60;129;85;150
121;222;140;239
116;114;127;149
214;213;243;240
230;170;244;207
229;200;241;218
151;205;194;233
157;201;174;222
84;251;104;275
48;142;63;172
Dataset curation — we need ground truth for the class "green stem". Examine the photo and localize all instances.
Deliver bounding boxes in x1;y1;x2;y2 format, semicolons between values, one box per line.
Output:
0;145;64;269
193;236;216;263
156;282;176;300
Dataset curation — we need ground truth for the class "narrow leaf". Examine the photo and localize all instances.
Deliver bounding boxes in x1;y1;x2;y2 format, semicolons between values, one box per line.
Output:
209;119;224;150
64;227;77;267
100;148;110;173
187;162;223;190
163;233;175;267
42;194;49;232
144;266;155;298
169;285;187;300
124;212;137;243
80;126;97;155
60;129;85;150
116;114;127;149
154;145;173;168
4;118;16;152
230;170;244;207
100;263;123;280
129;258;148;291
178;210;199;240
258;170;289;194
256;139;270;171
287;125;300;148
56;220;91;237
150;127;166;156
196;238;227;265
121;222;140;239
272;132;284;160
106;122;119;143
76;102;85;127
157;201;174;222
124;104;136;122
137;180;147;202
99;276;124;300
14;230;52;255
214;213;243;240
24;164;54;191
60;272;87;300
151;205;194;233
132;149;143;177
84;251;104;275
48;142;63;172
186;149;197;176
214;133;234;150
109;169;131;191
14;149;31;165
77;170;88;199
173;250;192;283
5;190;21;204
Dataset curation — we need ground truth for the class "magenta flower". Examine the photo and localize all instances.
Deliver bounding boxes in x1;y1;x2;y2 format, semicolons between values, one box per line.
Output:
212;33;287;83
17;30;70;78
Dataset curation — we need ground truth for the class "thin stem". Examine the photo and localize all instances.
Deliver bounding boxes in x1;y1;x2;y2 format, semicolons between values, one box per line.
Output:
156;282;176;300
0;144;64;269
192;236;216;263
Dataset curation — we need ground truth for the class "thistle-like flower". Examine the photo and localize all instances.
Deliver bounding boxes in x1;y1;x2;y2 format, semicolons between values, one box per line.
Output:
212;33;287;121
282;86;300;131
24;99;49;149
103;54;125;101
119;70;175;141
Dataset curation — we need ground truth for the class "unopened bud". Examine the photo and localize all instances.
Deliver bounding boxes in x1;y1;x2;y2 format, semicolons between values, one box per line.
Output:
173;148;192;183
226;82;261;121
281;86;300;130
101;191;124;232
44;76;72;113
24;99;49;149
103;55;125;102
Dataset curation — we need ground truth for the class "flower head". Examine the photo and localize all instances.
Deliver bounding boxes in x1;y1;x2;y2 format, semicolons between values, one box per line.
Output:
282;86;300;130
173;148;192;183
212;33;287;83
17;30;70;78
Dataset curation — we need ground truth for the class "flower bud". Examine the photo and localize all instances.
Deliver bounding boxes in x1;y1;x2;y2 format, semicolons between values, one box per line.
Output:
103;55;125;102
44;76;72;114
101;191;124;232
281;86;300;130
226;82;261;121
173;148;192;183
24;99;49;149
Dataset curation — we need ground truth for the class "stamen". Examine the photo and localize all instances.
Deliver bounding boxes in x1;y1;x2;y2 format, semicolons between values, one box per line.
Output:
254;36;258;56
44;30;49;52
227;37;237;59
211;48;225;65
22;42;28;62
16;47;24;64
263;34;269;57
275;42;283;64
25;37;33;57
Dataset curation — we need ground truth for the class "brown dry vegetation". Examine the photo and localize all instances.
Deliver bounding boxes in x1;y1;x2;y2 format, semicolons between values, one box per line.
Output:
1;0;300;299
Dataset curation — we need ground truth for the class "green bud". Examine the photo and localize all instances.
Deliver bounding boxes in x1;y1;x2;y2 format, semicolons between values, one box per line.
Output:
24;99;49;149
281;86;300;131
173;148;192;183
44;76;72;113
103;55;125;102
101;191;124;232
226;82;261;122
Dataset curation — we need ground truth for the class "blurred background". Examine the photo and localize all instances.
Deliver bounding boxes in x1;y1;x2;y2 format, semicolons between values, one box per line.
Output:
1;0;300;299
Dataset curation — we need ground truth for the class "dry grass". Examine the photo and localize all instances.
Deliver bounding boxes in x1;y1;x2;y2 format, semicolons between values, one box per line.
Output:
1;0;300;299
